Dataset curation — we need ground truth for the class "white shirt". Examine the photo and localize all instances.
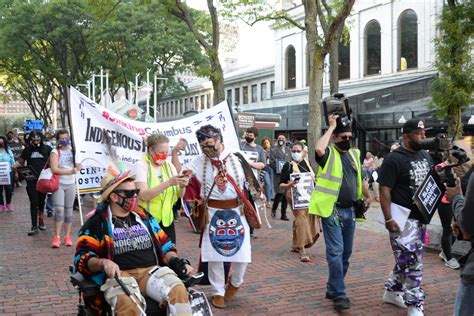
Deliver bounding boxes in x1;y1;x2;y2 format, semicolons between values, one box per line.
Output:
51;148;75;185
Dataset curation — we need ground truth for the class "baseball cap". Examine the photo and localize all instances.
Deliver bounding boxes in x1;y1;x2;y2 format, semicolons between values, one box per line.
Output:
401;119;431;134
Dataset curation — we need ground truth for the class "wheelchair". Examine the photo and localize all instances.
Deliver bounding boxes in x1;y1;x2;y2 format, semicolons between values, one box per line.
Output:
69;266;212;316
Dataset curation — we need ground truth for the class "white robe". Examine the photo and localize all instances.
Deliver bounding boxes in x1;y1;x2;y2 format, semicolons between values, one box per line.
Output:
186;147;251;263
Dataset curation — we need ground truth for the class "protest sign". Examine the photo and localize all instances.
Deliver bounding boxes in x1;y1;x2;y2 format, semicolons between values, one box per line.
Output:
69;87;239;193
290;172;314;210
413;169;445;224
0;162;11;185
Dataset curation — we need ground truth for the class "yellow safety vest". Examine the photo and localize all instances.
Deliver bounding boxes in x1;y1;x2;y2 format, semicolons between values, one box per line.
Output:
309;146;362;218
138;157;179;227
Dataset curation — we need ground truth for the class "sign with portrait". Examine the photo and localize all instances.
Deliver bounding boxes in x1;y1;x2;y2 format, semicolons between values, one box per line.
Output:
290;172;315;210
276;160;286;174
16;166;38;181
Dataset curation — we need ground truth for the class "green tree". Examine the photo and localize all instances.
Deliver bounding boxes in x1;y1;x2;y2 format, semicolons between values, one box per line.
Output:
222;0;354;163
162;0;224;104
0;0;92;127
431;0;474;139
90;0;208;106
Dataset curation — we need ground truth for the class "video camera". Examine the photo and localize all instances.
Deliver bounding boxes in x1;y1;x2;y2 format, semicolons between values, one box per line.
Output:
322;93;352;128
420;133;470;187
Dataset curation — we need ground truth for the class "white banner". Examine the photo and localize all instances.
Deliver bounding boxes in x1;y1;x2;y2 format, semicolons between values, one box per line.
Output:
69;87;239;193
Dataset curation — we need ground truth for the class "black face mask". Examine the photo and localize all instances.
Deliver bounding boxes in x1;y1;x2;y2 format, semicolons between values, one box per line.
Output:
278;140;285;146
335;140;351;151
245;136;254;144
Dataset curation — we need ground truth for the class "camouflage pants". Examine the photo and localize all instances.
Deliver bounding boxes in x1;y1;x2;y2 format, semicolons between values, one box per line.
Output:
385;219;426;307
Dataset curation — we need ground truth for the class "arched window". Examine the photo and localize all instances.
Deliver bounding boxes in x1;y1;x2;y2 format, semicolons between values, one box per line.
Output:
338;33;350;80
285;45;296;89
398;9;418;71
365;20;381;76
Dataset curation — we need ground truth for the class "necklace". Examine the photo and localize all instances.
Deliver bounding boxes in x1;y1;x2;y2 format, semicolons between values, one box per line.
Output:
112;214;132;229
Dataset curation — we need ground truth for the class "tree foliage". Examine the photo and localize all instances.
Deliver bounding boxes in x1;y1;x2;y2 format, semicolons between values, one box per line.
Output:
0;0;209;126
431;0;474;139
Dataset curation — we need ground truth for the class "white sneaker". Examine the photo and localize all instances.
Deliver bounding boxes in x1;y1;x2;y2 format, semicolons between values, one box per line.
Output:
445;258;460;269
383;290;408;308
407;305;424;316
439;251;447;262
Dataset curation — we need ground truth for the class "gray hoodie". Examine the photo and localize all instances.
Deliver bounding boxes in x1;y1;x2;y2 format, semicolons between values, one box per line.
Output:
452;172;474;285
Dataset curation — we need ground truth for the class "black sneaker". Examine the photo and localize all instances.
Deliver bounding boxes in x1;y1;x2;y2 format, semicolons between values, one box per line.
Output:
280;216;290;221
47;211;53;217
271;211;276;218
28;227;39;236
250;234;257;239
325;292;335;300
333;297;350;311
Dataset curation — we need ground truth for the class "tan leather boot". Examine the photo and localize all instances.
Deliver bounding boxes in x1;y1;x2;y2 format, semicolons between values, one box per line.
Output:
211;295;225;308
224;283;239;301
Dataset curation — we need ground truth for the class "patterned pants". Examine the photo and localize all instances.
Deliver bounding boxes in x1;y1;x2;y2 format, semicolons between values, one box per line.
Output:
385;219;426;307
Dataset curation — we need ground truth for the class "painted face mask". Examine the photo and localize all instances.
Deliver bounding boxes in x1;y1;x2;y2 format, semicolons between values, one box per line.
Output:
59;139;70;147
278;140;285;146
201;145;218;158
118;196;138;213
209;210;245;257
152;152;168;164
263;142;270;150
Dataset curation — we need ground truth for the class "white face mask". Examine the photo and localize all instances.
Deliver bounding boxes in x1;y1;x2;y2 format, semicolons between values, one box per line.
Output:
291;152;302;161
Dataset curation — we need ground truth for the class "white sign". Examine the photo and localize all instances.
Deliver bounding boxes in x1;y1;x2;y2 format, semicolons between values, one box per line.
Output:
290;172;314;210
70;87;239;192
0;162;11;185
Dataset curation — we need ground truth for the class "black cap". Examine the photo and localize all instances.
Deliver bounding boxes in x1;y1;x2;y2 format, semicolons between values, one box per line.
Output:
401;119;431;134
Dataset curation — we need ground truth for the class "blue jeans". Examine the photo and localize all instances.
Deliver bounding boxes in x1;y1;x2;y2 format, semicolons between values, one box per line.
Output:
455;282;474;316
46;193;54;212
321;207;356;299
263;166;273;201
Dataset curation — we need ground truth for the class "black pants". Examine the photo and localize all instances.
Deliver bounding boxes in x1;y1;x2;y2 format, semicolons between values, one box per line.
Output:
160;221;176;245
438;202;455;261
26;181;46;228
271;193;287;218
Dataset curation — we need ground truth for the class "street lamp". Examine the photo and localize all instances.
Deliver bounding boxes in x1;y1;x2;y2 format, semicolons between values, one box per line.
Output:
398;107;413;124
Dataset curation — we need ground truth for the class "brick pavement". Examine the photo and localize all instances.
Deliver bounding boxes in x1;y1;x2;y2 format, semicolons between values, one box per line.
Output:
0;186;461;315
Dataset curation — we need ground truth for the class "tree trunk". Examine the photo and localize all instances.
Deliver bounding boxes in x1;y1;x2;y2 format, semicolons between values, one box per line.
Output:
210;53;225;105
329;25;344;95
307;51;325;165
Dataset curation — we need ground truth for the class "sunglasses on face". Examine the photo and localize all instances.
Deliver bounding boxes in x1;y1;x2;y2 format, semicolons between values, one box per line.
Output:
338;136;352;141
113;189;140;198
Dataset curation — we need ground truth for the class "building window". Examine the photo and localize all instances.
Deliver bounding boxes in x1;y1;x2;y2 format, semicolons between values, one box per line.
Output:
243;86;248;104
251;84;257;102
399;9;418;71
200;95;205;110
226;89;232;106
184;98;188;112
207;94;211;108
338;34;350;80
285;45;296;89
365;20;381;76
270;81;275;97
235;88;240;105
261;83;267;100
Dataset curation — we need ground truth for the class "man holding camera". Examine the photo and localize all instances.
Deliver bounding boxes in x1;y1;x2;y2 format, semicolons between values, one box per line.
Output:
378;119;433;316
446;173;474;316
310;114;370;312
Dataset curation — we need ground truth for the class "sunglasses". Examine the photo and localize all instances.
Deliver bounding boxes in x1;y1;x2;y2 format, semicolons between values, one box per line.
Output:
113;189;140;198
338;136;353;141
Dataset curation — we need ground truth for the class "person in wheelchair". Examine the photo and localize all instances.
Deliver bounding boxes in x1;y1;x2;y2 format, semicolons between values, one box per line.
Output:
74;165;194;316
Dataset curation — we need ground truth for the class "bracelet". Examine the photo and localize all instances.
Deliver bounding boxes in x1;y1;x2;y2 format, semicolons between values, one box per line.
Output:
385;218;394;224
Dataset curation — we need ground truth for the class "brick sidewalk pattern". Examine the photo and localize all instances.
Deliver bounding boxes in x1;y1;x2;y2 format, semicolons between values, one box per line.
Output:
0;186;460;315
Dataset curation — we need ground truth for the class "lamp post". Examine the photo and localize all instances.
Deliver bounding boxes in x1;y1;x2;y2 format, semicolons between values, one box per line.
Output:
398;107;414;124
153;74;168;123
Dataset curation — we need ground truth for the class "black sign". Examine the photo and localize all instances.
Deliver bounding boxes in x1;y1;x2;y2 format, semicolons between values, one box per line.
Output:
413;169;445;224
17;166;38;181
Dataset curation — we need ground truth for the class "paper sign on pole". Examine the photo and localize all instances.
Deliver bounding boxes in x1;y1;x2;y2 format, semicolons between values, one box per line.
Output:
69;87;239;193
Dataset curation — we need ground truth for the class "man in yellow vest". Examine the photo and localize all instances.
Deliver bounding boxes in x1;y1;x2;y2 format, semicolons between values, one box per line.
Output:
309;114;371;312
